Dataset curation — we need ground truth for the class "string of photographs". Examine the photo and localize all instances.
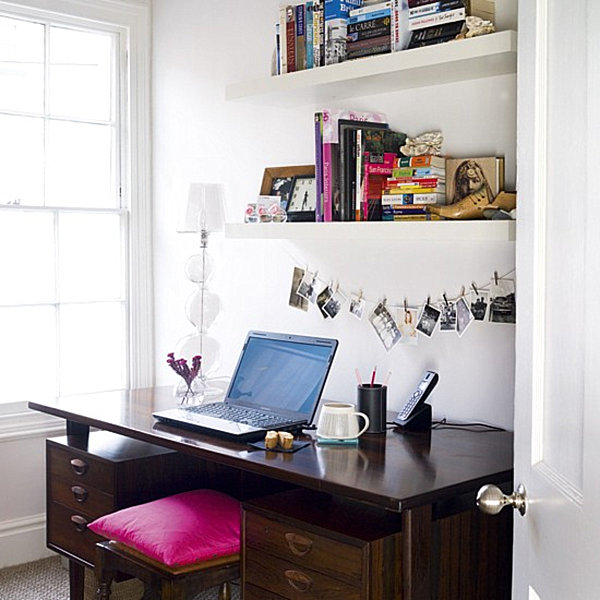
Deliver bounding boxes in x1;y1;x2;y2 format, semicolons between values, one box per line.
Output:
288;265;516;351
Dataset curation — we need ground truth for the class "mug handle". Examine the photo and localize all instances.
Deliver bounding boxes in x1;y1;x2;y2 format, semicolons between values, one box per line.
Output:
354;412;370;437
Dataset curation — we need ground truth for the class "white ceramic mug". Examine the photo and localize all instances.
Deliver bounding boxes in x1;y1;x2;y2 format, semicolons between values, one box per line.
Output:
316;402;370;440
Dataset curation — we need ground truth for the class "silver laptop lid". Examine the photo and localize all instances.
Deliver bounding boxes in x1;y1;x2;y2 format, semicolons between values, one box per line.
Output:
224;331;338;423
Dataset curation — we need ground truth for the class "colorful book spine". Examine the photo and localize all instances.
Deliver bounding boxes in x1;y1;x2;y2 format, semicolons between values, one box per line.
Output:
313;0;325;66
348;1;391;17
392;166;445;177
279;6;288;74
296;4;306;71
306;1;314;68
347;35;391;51
408;7;466;30
314;112;324;221
381;192;446;204
407;0;439;7
275;23;281;75
408;0;464;18
407;20;463;45
395;155;446;168
286;6;296;72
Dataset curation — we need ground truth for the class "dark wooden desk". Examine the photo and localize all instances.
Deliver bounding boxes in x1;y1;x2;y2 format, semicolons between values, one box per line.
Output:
30;387;513;599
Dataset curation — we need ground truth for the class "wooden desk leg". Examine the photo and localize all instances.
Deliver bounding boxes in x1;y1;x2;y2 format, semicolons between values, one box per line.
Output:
69;560;85;600
66;419;90;441
402;504;432;600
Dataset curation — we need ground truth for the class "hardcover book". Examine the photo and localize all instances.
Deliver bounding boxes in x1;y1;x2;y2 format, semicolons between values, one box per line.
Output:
395;154;446;168
306;1;315;68
295;4;306;71
285;5;296;72
408;7;466;30
324;0;363;64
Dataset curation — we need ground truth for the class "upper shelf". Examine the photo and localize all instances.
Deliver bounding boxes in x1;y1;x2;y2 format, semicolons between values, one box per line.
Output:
225;220;516;242
225;30;517;106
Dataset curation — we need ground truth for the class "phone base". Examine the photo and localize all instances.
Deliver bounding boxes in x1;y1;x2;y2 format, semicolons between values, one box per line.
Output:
393;403;432;432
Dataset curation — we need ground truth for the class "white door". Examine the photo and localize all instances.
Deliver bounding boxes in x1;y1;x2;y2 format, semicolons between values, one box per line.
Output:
512;0;600;598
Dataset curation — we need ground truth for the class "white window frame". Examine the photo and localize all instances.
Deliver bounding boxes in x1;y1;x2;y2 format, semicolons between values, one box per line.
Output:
0;0;153;431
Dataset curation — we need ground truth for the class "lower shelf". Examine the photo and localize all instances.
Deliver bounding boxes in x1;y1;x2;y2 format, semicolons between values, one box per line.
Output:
224;220;516;242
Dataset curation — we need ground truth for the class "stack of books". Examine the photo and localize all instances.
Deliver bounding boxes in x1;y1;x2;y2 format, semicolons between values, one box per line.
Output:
406;0;466;49
381;155;446;220
346;2;392;60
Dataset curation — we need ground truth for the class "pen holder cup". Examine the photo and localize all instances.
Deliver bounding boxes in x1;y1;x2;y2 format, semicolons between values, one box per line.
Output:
357;384;387;434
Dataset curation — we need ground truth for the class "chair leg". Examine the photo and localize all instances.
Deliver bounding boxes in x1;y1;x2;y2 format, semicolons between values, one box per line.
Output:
160;579;186;600
218;581;232;600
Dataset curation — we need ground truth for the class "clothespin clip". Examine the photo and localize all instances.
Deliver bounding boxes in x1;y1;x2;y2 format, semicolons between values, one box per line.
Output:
443;293;449;306
494;270;499;285
460;285;466;298
426;295;431;306
404;298;409;315
471;282;479;295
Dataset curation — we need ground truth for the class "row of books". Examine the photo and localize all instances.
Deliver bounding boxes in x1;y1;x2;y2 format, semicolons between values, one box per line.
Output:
276;0;413;74
313;109;505;222
276;0;496;72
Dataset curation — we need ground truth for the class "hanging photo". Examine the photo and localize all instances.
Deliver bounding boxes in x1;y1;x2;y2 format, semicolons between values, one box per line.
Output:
369;301;402;351
288;267;309;312
323;287;345;319
296;270;318;304
316;286;332;318
439;300;457;332
398;308;418;345
456;296;474;337
469;289;490;321
416;303;441;337
489;277;516;323
349;293;365;320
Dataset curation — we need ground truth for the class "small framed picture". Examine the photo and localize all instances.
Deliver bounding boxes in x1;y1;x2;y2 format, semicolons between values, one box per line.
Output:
398;308;418;345
469;289;490;321
296;270;318;304
260;165;315;220
439;301;457;332
349;293;365;320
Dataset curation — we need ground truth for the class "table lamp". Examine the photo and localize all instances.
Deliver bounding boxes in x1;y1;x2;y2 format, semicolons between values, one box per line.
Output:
175;182;225;401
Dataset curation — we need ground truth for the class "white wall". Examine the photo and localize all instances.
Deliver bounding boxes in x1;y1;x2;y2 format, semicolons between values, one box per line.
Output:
152;0;517;429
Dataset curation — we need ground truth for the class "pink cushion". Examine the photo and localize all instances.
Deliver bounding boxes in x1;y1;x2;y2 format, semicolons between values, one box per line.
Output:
88;489;240;567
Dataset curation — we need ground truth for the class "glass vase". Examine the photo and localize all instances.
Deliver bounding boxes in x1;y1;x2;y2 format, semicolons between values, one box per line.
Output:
173;376;205;405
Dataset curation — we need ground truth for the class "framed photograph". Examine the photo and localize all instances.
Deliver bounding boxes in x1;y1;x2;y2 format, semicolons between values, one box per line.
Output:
260;165;316;221
439;301;457;332
416;303;441;338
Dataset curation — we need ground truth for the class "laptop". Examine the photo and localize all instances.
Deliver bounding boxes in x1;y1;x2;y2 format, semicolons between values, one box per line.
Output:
153;331;338;441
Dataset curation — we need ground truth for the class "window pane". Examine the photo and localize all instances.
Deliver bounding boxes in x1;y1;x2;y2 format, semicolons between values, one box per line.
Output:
0;114;44;206
59;302;125;395
46;120;115;208
0;16;44;114
58;212;122;301
0;306;57;403
0;211;55;304
49;27;113;122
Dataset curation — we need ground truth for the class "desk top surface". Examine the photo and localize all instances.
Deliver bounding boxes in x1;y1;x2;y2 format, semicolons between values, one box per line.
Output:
30;387;513;512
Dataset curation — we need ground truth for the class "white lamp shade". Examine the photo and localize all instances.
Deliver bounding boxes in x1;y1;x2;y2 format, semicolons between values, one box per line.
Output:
177;183;225;233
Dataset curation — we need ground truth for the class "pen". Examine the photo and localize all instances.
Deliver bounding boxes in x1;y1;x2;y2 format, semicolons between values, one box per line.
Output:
354;368;362;386
370;366;377;386
383;370;392;386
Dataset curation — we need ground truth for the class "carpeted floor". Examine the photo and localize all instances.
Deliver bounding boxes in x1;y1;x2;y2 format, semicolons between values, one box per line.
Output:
0;556;240;600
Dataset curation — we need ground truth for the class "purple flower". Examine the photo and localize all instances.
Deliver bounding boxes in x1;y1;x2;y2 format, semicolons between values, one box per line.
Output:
167;353;202;387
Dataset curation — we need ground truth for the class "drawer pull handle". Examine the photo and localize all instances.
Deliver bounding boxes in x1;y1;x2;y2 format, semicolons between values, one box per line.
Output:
284;569;313;593
284;532;313;556
71;486;88;503
70;458;88;476
70;515;88;533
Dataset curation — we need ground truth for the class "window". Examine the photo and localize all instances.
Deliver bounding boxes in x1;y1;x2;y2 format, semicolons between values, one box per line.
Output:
0;1;151;411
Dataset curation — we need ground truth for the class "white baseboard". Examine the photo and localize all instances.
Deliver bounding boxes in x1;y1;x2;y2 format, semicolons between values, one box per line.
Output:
0;514;54;569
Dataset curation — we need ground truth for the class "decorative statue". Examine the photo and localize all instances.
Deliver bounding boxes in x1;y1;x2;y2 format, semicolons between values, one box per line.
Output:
400;131;443;156
458;16;496;39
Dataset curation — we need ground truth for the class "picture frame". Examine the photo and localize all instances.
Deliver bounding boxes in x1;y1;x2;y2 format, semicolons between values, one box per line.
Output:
260;165;316;222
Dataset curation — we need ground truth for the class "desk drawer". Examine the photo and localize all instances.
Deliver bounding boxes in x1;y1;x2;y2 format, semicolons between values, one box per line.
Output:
245;511;363;583
245;549;360;600
48;444;114;493
47;502;106;566
49;476;113;517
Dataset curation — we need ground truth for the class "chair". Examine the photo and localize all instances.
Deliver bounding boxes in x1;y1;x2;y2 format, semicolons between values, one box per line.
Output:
88;489;241;600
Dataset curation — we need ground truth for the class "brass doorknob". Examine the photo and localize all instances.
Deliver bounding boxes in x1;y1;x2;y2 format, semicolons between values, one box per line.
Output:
476;483;527;516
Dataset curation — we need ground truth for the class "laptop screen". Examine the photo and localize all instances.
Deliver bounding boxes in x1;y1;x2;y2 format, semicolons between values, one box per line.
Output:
225;331;338;421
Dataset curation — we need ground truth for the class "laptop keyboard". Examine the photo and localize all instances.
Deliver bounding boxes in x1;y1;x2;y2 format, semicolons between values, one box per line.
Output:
184;403;298;428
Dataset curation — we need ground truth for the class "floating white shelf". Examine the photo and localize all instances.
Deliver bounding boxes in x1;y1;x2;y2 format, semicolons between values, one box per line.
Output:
225;31;517;106
225;220;516;242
